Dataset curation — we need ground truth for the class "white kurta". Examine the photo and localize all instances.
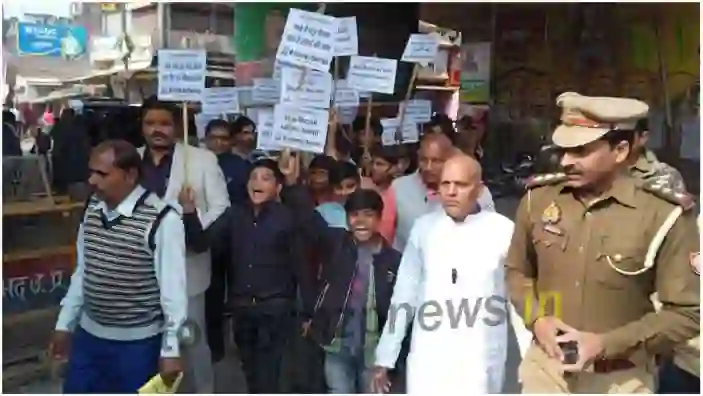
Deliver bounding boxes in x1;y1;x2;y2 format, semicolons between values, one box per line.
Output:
375;209;514;394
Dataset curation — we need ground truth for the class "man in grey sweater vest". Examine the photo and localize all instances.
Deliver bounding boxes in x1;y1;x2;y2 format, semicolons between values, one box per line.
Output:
49;140;188;393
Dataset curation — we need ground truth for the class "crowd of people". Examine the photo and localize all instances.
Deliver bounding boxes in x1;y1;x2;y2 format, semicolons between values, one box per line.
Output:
37;90;699;394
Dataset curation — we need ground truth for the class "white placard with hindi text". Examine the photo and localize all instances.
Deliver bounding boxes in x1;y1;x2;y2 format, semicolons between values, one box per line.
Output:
252;78;281;105
400;99;432;124
273;59;304;81
201;87;240;115
347;56;398;95
275;8;337;72
380;117;419;146
256;108;282;151
401;34;440;65
273;104;329;154
335;16;358;56
157;49;206;101
280;68;333;110
334;79;360;108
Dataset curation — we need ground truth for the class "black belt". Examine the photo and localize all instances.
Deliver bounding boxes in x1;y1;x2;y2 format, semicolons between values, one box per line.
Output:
228;294;294;307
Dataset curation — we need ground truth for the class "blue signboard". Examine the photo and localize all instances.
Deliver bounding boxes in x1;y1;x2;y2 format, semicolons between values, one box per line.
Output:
16;22;87;59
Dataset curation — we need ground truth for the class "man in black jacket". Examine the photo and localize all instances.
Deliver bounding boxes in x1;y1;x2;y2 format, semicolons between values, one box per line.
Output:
195;157;315;394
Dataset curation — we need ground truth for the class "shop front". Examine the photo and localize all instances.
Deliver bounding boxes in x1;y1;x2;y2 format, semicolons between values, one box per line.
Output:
421;2;699;177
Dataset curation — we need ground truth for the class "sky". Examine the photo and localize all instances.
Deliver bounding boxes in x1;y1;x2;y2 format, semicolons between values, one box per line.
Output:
4;0;73;18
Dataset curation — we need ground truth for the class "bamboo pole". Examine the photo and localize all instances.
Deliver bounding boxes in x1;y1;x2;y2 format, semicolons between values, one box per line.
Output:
396;64;420;143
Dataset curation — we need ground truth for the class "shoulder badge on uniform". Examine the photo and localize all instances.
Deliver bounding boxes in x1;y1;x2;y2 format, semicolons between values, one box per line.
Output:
541;202;561;224
641;180;696;211
691;253;700;276
525;172;568;190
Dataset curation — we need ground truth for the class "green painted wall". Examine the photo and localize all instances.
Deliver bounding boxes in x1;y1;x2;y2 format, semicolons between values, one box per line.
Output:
233;3;316;62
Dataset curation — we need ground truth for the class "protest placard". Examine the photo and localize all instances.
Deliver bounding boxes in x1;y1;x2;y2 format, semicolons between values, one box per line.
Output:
273;59;304;81
252;78;281;105
347;56;398;95
256;108;282;151
380;117;419;146
201;87;240;115
401;34;440;65
335;16;358;57
157;49;206;102
334;79;360;108
273;104;329;154
275;8;337;72
400;99;432;124
280;68;333;110
236;86;254;108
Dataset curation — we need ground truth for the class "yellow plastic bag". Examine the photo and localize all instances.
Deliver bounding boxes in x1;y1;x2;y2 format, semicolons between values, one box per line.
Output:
138;372;183;394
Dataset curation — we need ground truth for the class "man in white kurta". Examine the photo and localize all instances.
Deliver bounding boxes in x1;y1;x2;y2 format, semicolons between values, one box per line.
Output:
372;155;514;394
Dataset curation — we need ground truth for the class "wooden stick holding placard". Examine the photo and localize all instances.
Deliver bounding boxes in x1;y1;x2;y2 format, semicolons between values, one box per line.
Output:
396;63;420;143
182;102;189;185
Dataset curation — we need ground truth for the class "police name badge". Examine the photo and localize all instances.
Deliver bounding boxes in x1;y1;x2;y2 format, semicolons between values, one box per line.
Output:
690;252;700;276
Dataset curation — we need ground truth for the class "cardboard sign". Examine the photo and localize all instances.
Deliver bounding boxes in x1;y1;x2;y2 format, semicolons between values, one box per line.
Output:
157;49;206;101
347;56;398;95
256;108;282;151
400;99;432;124
252;78;281;105
337;106;358;125
280;68;333;110
273;104;329;154
275;8;337;72
201;87;240;115
380;118;419;145
335;16;358;57
401;34;440;65
334;79;360;108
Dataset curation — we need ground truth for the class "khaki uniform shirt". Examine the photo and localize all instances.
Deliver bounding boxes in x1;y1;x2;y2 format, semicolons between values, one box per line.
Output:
505;174;700;362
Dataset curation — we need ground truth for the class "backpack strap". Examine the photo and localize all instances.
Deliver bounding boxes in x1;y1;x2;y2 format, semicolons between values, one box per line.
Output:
147;205;175;251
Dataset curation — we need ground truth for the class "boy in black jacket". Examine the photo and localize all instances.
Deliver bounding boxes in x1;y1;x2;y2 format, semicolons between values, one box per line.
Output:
190;157;315;394
304;189;405;394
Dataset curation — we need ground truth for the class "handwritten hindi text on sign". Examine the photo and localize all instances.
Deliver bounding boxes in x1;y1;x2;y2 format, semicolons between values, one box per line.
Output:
256;108;282;151
381;117;420;146
401;99;432;124
280;68;333;110
334;16;358;57
275;8;337;72
401;34;440;65
273;104;329;154
334;79;360;108
157;49;206;102
252;78;281;105
347;56;398;95
201;87;240;115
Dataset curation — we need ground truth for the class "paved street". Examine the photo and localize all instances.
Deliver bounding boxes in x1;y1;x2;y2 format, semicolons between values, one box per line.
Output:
13;196;523;394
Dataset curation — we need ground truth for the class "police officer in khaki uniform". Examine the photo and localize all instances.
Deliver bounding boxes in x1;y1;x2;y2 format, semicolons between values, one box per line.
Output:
505;92;700;394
